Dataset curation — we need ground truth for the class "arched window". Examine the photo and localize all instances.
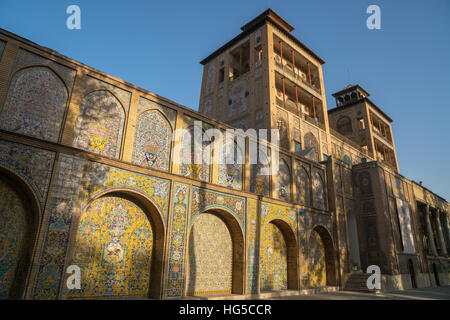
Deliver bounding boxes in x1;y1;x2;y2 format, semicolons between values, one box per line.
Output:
337;117;353;135
132;109;172;171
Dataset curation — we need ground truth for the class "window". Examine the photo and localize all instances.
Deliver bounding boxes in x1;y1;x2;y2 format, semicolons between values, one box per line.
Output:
358;118;365;130
255;45;262;67
218;68;224;83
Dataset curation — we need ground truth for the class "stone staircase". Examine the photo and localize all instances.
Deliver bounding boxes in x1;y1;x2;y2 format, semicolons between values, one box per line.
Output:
344;272;380;293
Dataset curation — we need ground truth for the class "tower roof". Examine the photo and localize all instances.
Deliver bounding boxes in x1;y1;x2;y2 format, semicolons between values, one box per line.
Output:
200;8;325;65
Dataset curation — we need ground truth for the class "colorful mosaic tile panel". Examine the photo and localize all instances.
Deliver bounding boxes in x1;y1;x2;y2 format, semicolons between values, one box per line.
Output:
227;76;249;120
137;97;177;124
295;164;311;206
205;63;216;96
83;76;131;112
186;213;232;295
342;168;353;195
304;132;319;162
307;230;326;288
132;109;172;172
82;162;171;225
66;196;153;298
334;163;343;195
0;67;69;143
246;199;259;293
191;187;245;233
203;99;213;117
73;90;125;159
298;211;333;288
260;222;288;291
217;141;243;191
313;169;326;210
32;154;85;300
260;202;297;233
250;150;270;197
0;178;27;299
165;183;189;298
228;116;249;131
12;49;76;90
276;159;291;202
0;140;55;208
179;126;211;183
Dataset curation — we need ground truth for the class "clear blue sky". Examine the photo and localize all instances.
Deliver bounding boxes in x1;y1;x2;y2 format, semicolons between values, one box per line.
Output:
1;0;449;200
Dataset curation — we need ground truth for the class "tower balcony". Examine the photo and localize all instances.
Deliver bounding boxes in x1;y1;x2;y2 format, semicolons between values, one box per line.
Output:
273;35;321;97
275;74;325;130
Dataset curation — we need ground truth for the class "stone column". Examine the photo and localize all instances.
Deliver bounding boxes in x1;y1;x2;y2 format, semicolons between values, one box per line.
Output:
425;205;438;256
434;210;448;256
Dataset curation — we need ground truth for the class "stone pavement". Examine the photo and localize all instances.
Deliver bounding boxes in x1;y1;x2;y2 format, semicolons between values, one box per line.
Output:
268;286;450;300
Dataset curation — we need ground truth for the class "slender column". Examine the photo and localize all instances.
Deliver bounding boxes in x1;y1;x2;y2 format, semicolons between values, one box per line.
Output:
434;210;448;256
291;50;295;73
312;96;316;120
279;41;283;65
425;205;438;256
307;62;312;84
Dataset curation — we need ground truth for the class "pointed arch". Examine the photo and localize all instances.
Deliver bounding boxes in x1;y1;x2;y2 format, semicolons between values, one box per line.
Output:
276;159;291;201
0;167;40;299
132;109;172;171
217;139;243;190
179;125;211;182
250;145;271;197
260;218;299;291
295;164;311;206
186;207;244;296
0;66;69;142
73;90;126;159
337;116;353;135
304;132;319;162
64;190;165;299
309;226;337;287
313;170;326;210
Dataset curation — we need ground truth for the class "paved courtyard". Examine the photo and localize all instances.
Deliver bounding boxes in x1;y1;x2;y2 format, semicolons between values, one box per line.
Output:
269;286;450;300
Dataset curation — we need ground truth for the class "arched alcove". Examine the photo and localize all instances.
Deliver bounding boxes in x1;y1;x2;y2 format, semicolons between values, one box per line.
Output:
73;90;126;159
64;190;165;299
260;219;298;291
0;168;40;299
186;208;244;296
309;226;337;287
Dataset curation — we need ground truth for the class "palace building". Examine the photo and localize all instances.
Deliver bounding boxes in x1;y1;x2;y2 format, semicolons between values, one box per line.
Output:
0;9;448;299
